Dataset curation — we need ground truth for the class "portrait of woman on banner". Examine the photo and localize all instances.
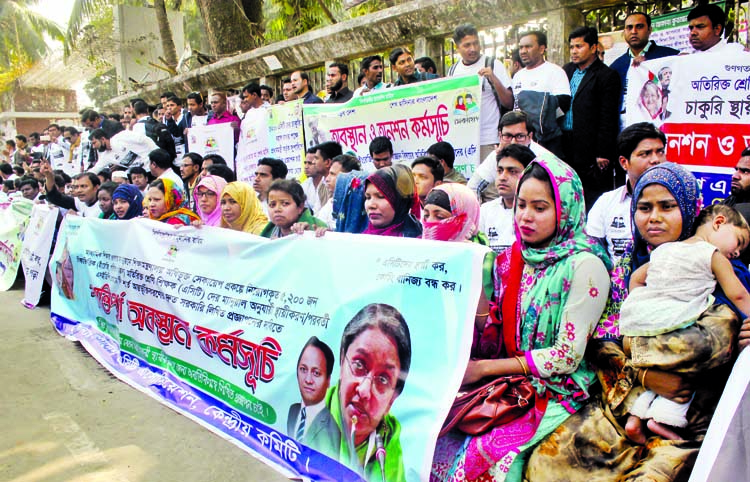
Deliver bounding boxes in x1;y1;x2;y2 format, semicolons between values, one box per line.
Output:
308;303;410;482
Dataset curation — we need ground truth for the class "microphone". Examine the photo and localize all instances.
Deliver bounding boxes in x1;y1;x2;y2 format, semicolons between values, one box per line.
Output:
376;433;386;482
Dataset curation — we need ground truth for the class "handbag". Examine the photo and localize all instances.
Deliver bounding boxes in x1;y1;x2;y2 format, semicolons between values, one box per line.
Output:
439;375;536;437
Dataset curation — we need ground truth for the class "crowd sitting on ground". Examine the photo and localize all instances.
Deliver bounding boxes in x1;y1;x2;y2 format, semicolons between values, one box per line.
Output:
2;6;750;480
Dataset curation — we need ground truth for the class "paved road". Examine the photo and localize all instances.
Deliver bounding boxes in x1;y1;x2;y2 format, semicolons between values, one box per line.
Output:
0;278;290;482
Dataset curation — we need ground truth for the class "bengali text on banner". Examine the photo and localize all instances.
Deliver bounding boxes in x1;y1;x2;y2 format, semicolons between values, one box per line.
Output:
625;50;750;204
48;218;483;481
303;76;482;178
21;203;59;307
0;198;33;291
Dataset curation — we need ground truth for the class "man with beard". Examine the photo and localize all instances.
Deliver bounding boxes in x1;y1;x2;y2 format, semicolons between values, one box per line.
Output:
724;148;750;206
610;12;678;124
87;128;157;175
325;62;353;103
353;55;390;96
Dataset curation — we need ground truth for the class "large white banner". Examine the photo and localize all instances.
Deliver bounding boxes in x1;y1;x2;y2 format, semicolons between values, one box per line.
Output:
21;203;59;308
49;218;484;481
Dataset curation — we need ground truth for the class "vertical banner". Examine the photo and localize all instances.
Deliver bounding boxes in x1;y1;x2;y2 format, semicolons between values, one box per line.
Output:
303;76;482;178
0;199;33;291
625;51;750;204
49;218;483;481
21;203;59;308
236;100;305;184
187;123;235;165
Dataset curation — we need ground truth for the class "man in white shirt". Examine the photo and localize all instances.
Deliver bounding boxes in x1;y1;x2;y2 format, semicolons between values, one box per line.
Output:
286;337;335;445
478;144;536;253
353;56;391;96
253;157;288;217
450;24;513;163
41;162;102;218
586;122;666;263
512;30;571;159
302;142;342;214
468;110;552;202
687;4;737;53
149;148;183;186
88;128;158;175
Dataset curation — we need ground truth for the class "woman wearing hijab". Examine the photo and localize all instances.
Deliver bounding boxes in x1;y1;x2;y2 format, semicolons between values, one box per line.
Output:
432;154;612;481
363;165;422;238
111;184;144;220
193;175;227;227
146;178;199;226
527;163;741;481
220;182;269;234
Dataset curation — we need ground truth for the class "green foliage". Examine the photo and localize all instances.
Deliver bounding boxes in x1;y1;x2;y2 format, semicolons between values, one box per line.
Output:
83;68;118;109
0;0;64;71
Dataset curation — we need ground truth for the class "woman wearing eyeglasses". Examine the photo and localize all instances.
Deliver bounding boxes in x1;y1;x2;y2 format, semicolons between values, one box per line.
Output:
308;303;410;482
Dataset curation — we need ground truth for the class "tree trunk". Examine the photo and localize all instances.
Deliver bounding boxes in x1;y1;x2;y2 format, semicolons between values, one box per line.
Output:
154;0;179;70
196;0;261;57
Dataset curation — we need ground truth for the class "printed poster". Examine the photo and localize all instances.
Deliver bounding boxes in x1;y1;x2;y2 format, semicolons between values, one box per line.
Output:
651;2;726;53
236;100;305;184
21;203;59;307
0;198;34;291
303;76;482;178
48;218;484;481
187;123;235;167
625;50;750;205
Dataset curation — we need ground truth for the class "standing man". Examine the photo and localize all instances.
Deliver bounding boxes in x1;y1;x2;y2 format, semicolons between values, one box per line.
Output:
610;12;679;124
164;96;188;158
449;24;513;162
186;92;208;127
13;135;29;165
325;62;354;103
253;157;288;216
303;141;342;213
291;71;323;104
587;122;666;263
724;147;750;206
414;57;438;75
511;30;570;158
207;92;241;144
478;144;536;253
391;47;438;86
562;26;621;209
281;77;297;102
688;4;736;53
353;56;390;96
180;152;202;209
260;85;274;105
287;337;335;446
241;82;264;114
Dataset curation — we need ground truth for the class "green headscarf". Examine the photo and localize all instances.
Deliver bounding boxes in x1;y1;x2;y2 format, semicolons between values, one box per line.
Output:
515;153;612;407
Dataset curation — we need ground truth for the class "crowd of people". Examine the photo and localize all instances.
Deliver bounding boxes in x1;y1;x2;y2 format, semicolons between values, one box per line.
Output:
2;4;749;480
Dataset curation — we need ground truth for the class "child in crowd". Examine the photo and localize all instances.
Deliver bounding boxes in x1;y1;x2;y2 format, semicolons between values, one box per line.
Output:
622;204;750;443
259;179;326;239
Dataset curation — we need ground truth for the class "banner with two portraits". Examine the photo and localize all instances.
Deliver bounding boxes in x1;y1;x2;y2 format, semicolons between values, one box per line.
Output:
48;217;484;481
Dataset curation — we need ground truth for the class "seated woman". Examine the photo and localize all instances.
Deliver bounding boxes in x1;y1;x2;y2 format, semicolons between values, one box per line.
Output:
219;181;268;234
146;178;199;226
192;175;227;227
111;184;144;220
526;163;741;481
363;165;422;238
259;179;326;239
308;303;410;481
431;156;611;481
422;183;496;330
97;181;118;219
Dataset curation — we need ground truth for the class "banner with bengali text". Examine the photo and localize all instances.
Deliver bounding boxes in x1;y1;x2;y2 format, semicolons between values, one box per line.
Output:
186;123;235;168
650;3;726;53
236;101;306;184
303;76;482;178
0;199;33;291
21;203;59;307
625;50;750;204
48;218;484;481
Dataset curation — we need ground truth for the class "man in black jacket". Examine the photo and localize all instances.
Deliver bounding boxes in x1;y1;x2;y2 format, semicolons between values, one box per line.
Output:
562;26;621;210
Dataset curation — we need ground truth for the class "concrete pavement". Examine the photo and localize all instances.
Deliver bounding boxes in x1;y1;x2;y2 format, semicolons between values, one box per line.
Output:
0;278;290;482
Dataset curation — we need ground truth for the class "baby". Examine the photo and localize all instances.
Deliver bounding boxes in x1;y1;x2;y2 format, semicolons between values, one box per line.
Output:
621;204;750;443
